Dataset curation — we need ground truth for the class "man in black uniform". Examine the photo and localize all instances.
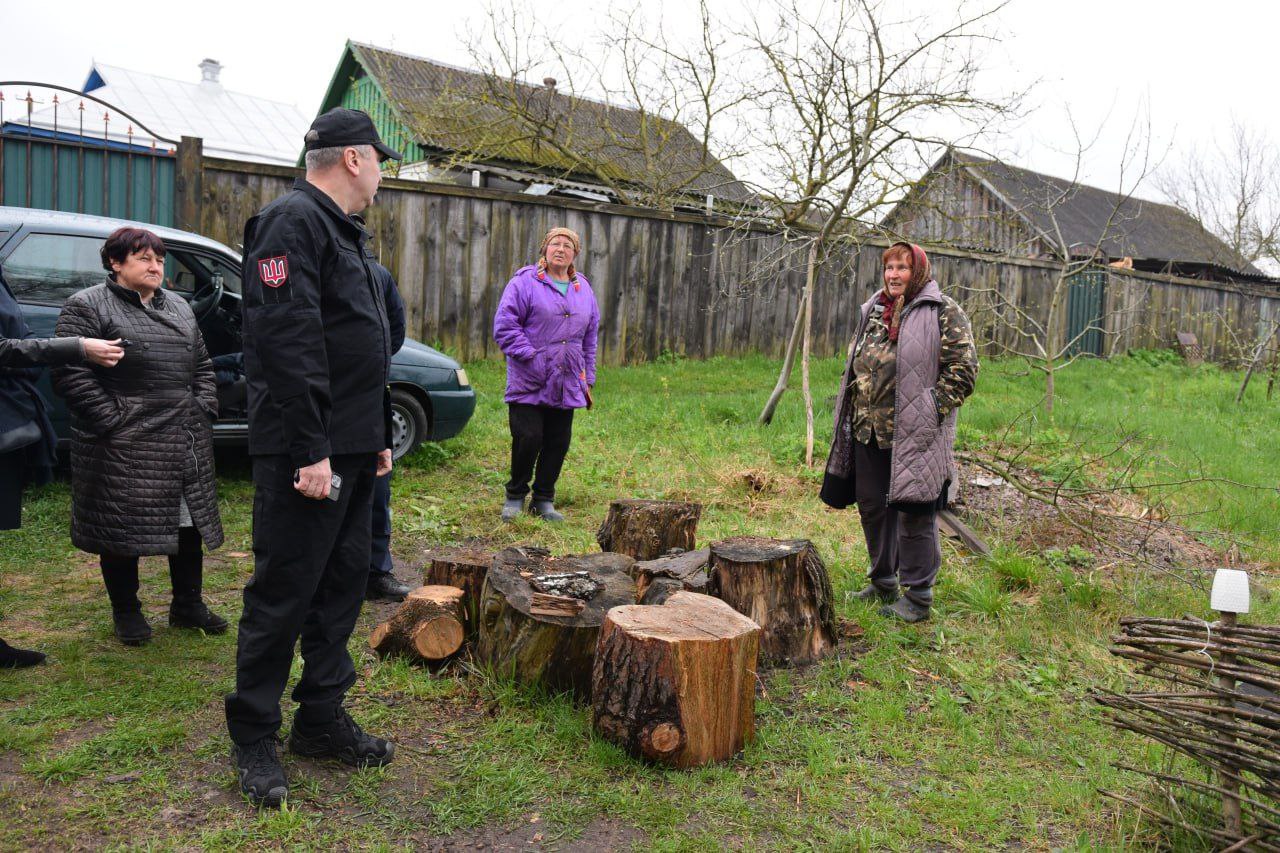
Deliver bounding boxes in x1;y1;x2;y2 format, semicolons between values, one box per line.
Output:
225;108;401;808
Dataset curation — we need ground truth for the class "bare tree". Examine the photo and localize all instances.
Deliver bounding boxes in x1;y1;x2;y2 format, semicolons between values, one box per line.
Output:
734;0;1019;466
1156;120;1280;271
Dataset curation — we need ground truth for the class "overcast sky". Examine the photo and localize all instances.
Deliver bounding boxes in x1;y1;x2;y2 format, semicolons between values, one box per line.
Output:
2;0;1273;204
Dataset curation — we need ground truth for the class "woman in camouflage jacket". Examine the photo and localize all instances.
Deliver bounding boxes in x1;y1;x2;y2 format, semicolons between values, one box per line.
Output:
821;242;978;622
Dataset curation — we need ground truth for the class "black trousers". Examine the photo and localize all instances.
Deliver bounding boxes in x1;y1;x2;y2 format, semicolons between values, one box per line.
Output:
505;404;574;502
369;470;393;576
100;526;204;613
0;451;22;531
224;452;376;745
853;440;941;606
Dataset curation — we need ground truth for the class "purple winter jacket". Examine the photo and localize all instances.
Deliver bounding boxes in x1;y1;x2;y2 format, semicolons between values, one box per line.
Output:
493;264;600;409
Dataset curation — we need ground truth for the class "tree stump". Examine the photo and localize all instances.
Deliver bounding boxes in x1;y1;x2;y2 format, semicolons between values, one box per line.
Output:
592;591;760;768
595;500;701;560
369;585;467;663
708;537;836;667
424;547;493;630
477;547;636;699
631;548;711;603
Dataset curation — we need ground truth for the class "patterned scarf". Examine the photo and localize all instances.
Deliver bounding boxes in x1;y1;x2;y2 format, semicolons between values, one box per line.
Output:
880;241;932;342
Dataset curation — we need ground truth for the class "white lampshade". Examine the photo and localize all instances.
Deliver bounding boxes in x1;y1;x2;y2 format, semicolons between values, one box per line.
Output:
1210;569;1250;614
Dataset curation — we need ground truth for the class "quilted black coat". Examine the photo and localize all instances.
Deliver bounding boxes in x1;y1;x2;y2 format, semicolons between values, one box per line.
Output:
53;281;224;556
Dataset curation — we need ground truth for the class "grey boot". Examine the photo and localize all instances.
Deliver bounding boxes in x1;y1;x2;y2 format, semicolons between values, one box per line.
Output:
528;500;564;523
878;595;931;623
500;497;525;522
855;582;899;604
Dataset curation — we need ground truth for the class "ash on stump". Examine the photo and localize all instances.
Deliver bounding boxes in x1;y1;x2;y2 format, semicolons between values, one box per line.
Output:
369;585;467;663
708;537;836;667
596;500;701;560
424;548;493;628
477;547;635;699
631;548;711;604
592;591;760;767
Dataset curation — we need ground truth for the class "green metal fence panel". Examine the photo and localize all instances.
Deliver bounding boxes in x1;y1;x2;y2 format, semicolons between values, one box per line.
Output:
1066;270;1106;357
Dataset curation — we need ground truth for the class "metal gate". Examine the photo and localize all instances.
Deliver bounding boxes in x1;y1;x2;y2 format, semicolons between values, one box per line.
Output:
0;83;177;226
1065;269;1106;357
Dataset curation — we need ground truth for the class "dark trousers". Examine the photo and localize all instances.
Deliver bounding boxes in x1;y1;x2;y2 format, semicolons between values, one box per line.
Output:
853;440;941;606
505;404;574;502
0;451;22;531
224;452;376;744
100;526;204;613
369;471;393;576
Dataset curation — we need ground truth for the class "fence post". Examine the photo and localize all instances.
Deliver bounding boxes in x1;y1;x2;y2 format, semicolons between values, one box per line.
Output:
174;136;203;234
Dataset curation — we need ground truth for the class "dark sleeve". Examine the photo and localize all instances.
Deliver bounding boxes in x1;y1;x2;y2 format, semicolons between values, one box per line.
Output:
0;334;83;369
51;296;125;436
935;298;978;417
380;266;406;353
192;325;218;421
242;210;332;467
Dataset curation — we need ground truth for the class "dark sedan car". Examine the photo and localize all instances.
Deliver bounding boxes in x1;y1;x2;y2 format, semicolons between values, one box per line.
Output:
0;207;475;459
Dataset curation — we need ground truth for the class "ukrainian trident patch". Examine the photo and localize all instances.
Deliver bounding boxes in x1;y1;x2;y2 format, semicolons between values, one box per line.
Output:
258;256;289;288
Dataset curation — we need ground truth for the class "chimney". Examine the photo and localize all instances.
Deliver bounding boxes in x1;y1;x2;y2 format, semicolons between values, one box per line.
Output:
199;58;222;85
542;77;557;92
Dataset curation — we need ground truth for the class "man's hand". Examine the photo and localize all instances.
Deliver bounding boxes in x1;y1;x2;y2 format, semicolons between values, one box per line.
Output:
376;448;393;477
295;457;332;500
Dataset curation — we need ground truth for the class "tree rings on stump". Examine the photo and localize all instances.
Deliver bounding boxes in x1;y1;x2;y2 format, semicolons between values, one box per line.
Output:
708;537;836;667
477;548;636;699
424;547;493;630
595;500;701;560
369;585;467;663
592;591;760;767
631;548;711;603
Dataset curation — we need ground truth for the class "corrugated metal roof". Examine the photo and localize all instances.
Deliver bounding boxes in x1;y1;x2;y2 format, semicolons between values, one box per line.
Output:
342;42;756;207
8;62;309;166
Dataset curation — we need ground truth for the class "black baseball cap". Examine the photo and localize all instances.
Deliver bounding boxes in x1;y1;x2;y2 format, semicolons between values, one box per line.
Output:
303;108;402;161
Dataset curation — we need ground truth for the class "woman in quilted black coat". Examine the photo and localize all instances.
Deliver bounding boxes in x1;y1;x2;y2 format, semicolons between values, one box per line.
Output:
53;227;227;646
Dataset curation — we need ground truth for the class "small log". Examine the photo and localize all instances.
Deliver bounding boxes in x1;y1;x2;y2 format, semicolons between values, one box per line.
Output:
708;537;837;667
592;591;760;767
638;577;685;605
596;500;701;560
631;548;711;602
424;548;494;628
369;585;467;662
477;548;635;699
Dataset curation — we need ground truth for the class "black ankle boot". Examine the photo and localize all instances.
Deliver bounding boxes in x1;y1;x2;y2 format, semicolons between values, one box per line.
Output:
169;599;229;634
0;638;46;669
112;609;153;646
167;529;226;633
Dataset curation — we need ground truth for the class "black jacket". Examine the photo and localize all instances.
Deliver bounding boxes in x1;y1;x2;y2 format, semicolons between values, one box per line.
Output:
241;179;392;467
53;281;223;556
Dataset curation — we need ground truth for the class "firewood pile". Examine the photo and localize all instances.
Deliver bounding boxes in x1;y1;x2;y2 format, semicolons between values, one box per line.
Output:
369;499;841;768
1094;616;1280;850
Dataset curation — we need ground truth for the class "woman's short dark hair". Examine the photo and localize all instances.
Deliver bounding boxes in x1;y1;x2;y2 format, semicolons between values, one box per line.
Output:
100;227;166;272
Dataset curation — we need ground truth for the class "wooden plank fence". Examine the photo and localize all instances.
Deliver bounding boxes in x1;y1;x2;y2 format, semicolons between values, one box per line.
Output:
177;143;1280;367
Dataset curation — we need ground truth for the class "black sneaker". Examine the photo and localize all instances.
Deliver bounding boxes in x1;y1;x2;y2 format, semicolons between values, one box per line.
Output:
365;572;410;602
0;638;46;669
878;596;931;623
169;600;229;634
112;610;152;646
288;706;395;768
232;736;288;809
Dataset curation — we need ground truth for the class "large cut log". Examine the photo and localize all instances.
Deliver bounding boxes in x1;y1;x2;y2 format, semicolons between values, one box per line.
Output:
595;500;701;560
424;547;494;629
708;537;836;667
477;547;635;699
369;585;467;662
592;591;760;767
631;548;711;603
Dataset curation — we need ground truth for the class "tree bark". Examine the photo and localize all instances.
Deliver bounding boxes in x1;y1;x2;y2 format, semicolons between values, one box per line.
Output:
368;585;467;663
596;500;702;560
476;547;635;700
424;547;493;630
631;548;711;602
758;291;809;425
592;591;760;767
708;537;837;667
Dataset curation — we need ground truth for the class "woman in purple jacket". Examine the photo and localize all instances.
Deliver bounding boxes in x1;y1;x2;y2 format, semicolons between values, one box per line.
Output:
492;227;599;522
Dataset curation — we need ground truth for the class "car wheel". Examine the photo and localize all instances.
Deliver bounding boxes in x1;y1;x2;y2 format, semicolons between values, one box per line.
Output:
389;388;429;461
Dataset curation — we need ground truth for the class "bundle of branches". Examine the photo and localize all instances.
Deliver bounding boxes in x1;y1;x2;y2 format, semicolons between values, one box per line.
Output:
1094;616;1280;849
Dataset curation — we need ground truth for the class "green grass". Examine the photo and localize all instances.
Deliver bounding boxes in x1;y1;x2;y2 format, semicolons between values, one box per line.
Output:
0;351;1275;849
